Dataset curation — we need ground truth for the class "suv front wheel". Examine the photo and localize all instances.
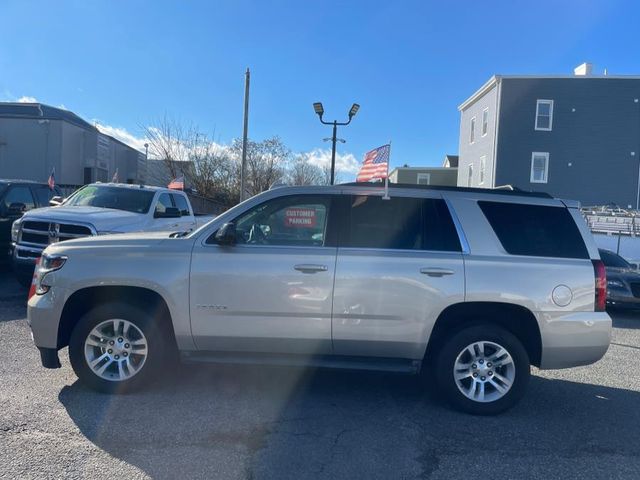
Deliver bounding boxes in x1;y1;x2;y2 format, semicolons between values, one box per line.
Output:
69;303;166;393
435;324;530;415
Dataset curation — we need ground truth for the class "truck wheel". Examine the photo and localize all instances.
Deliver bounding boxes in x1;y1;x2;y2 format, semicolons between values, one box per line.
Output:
69;303;166;393
435;324;530;415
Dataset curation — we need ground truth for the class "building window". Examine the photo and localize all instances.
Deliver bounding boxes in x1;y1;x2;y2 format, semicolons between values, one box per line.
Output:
467;164;473;187
469;117;476;144
417;173;431;185
482;108;489;136
535;99;554;131
530;152;549;183
479;156;486;185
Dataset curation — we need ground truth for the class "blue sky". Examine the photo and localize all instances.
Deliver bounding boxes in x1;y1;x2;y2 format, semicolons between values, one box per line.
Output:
1;0;639;176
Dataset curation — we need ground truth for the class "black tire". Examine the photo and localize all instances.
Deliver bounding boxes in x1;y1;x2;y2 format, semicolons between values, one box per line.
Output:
69;302;168;393
435;324;530;415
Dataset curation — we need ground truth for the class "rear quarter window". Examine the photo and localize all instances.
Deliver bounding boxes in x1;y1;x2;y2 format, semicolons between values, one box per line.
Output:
478;201;588;259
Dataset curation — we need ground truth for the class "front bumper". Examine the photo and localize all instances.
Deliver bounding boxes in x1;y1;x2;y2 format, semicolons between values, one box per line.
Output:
537;311;612;369
12;244;42;279
27;285;68;368
38;347;62;369
606;289;640;309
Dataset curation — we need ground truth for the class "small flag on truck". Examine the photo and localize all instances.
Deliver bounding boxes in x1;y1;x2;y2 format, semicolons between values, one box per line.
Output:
356;144;390;182
47;168;55;190
168;175;185;190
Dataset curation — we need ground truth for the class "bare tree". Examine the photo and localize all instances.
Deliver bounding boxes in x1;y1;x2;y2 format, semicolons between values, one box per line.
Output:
144;117;241;204
231;136;289;196
143;115;190;180
144;116;347;205
288;155;324;186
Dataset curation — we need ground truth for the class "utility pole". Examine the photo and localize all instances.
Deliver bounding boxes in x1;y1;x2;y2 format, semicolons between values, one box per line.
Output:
240;68;250;201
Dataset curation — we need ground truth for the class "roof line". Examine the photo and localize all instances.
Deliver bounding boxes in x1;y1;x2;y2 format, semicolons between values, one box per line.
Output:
458;74;640;111
340;182;552;198
458;76;499;111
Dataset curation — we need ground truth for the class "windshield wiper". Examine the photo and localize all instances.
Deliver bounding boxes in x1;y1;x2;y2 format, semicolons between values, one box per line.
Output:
169;231;190;238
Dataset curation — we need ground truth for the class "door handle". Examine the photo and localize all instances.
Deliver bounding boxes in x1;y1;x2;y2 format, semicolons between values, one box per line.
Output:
420;267;455;277
294;264;328;273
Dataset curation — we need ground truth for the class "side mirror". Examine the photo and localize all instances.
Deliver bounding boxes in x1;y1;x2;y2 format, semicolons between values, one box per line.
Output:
154;207;181;218
214;222;236;245
7;202;26;217
49;196;64;206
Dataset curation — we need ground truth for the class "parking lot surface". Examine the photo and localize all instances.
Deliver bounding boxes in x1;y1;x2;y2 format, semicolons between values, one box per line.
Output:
1;269;640;480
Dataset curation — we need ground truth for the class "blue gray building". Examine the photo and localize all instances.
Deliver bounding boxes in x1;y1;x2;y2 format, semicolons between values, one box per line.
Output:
0;102;146;186
458;65;640;207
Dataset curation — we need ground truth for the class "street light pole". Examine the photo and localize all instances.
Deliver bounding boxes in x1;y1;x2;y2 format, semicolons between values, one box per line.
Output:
313;102;360;185
330;121;337;186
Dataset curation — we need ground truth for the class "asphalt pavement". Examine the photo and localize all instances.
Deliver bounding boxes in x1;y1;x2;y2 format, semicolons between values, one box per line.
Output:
1;268;640;479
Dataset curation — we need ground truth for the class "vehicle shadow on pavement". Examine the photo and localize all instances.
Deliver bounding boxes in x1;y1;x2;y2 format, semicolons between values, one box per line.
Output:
58;363;640;480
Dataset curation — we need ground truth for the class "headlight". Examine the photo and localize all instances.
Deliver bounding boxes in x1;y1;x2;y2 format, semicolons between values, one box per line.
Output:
607;279;626;289
11;218;22;243
30;254;68;297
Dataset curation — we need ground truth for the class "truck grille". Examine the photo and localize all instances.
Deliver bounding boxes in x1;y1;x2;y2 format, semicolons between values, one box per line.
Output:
19;220;94;249
630;283;640;298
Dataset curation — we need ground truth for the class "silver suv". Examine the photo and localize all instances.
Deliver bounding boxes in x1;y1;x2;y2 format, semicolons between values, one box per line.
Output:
27;184;611;414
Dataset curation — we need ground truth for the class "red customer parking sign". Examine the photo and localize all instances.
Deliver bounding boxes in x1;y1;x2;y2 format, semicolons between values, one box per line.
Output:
284;208;317;228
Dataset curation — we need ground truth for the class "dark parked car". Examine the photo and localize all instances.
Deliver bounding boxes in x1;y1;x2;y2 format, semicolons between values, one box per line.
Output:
599;248;640;309
0;180;62;267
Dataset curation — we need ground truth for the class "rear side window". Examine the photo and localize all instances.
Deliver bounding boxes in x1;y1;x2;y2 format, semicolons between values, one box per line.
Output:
155;193;174;214
172;194;190;216
424;199;461;252
478;201;588;259
343;196;461;252
33;186;57;207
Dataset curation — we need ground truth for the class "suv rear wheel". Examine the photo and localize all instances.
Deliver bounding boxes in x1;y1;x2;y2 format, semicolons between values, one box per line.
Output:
435;324;530;415
69;303;166;393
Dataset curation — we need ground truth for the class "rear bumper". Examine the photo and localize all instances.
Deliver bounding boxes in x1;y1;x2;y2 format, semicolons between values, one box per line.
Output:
537;311;612;369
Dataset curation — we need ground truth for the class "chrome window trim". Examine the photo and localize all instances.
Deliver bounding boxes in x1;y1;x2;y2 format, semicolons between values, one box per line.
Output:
444;198;471;254
201;243;336;251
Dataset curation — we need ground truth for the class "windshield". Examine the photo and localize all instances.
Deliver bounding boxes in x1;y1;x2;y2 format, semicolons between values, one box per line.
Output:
599;250;632;269
64;185;155;214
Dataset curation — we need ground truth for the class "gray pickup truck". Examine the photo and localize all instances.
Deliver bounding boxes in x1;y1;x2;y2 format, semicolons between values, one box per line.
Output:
27;183;611;414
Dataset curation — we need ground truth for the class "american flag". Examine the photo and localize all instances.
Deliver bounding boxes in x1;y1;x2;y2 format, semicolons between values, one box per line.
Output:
356;144;390;182
47;168;55;190
168;175;185;190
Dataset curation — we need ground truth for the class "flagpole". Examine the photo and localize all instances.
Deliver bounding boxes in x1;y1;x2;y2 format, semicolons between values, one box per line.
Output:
382;141;391;200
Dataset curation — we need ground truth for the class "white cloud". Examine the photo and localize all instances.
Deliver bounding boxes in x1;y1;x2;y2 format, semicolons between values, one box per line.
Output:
17;96;38;103
299;148;360;174
95;123;149;152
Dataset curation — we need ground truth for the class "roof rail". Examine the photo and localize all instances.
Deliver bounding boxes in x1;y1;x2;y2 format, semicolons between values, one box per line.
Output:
338;182;553;198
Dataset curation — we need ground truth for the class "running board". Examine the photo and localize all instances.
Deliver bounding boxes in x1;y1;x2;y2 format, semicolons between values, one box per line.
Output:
180;351;421;374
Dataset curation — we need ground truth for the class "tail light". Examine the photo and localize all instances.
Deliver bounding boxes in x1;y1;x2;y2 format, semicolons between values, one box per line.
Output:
28;257;41;301
592;259;606;312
